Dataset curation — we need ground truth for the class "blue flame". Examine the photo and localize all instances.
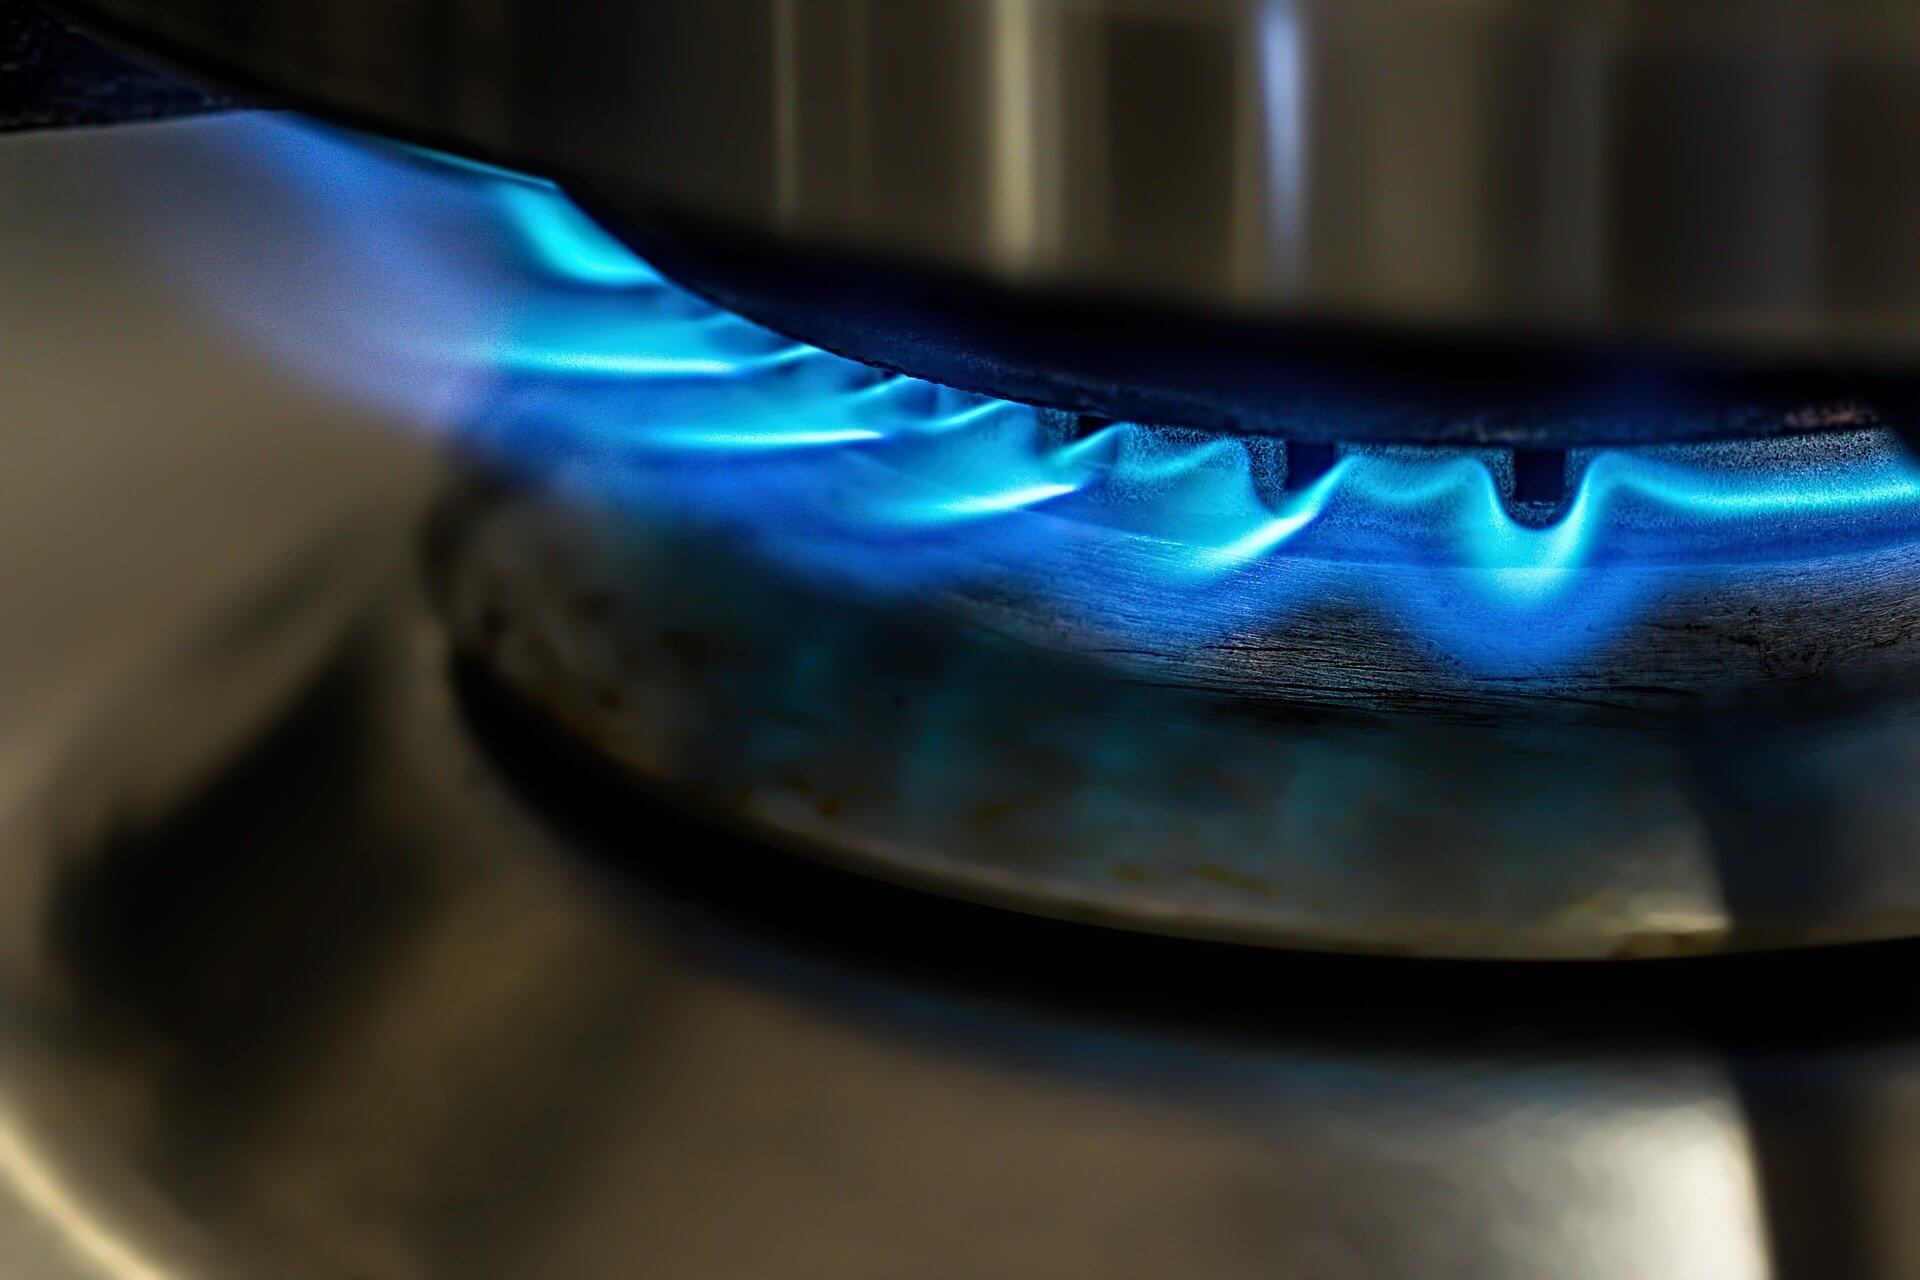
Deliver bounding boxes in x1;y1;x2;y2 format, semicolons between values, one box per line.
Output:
493;183;664;288
120;117;1920;673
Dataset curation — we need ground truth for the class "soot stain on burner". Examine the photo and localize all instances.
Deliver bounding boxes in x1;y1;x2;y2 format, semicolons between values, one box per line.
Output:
449;639;1920;1062
423;470;1920;965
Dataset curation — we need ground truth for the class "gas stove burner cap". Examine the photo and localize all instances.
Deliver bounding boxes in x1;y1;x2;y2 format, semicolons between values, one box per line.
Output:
104;114;1920;959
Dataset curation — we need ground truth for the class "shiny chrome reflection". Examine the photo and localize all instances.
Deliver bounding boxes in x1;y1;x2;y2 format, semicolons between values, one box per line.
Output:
11;570;1891;1277
63;0;1920;361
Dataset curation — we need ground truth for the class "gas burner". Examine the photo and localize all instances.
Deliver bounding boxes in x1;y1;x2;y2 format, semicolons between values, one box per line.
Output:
74;114;1920;957
451;177;1920;702
136;119;1920;696
23;14;1920;1276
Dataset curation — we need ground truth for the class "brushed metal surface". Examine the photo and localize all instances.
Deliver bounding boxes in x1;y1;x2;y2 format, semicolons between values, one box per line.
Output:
56;0;1920;364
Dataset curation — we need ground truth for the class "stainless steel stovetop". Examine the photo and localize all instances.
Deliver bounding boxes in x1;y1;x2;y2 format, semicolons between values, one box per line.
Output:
7;114;1920;1280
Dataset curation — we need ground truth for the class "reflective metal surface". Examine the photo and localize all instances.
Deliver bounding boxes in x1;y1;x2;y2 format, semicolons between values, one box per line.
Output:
0;579;1791;1280
9;115;1920;1280
58;0;1920;365
427;464;1920;959
9;466;1920;1280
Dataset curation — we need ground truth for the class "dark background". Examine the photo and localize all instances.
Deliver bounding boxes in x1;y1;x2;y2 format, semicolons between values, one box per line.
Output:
0;0;221;131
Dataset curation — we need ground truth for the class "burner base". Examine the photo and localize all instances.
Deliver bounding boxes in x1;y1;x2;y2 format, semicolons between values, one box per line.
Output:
430;472;1920;960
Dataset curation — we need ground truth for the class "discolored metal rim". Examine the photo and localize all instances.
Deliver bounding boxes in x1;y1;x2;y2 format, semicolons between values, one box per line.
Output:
426;467;1920;960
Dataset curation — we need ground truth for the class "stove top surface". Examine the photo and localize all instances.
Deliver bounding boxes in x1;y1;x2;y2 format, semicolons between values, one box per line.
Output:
9;114;1920;1280
2;549;1872;1280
